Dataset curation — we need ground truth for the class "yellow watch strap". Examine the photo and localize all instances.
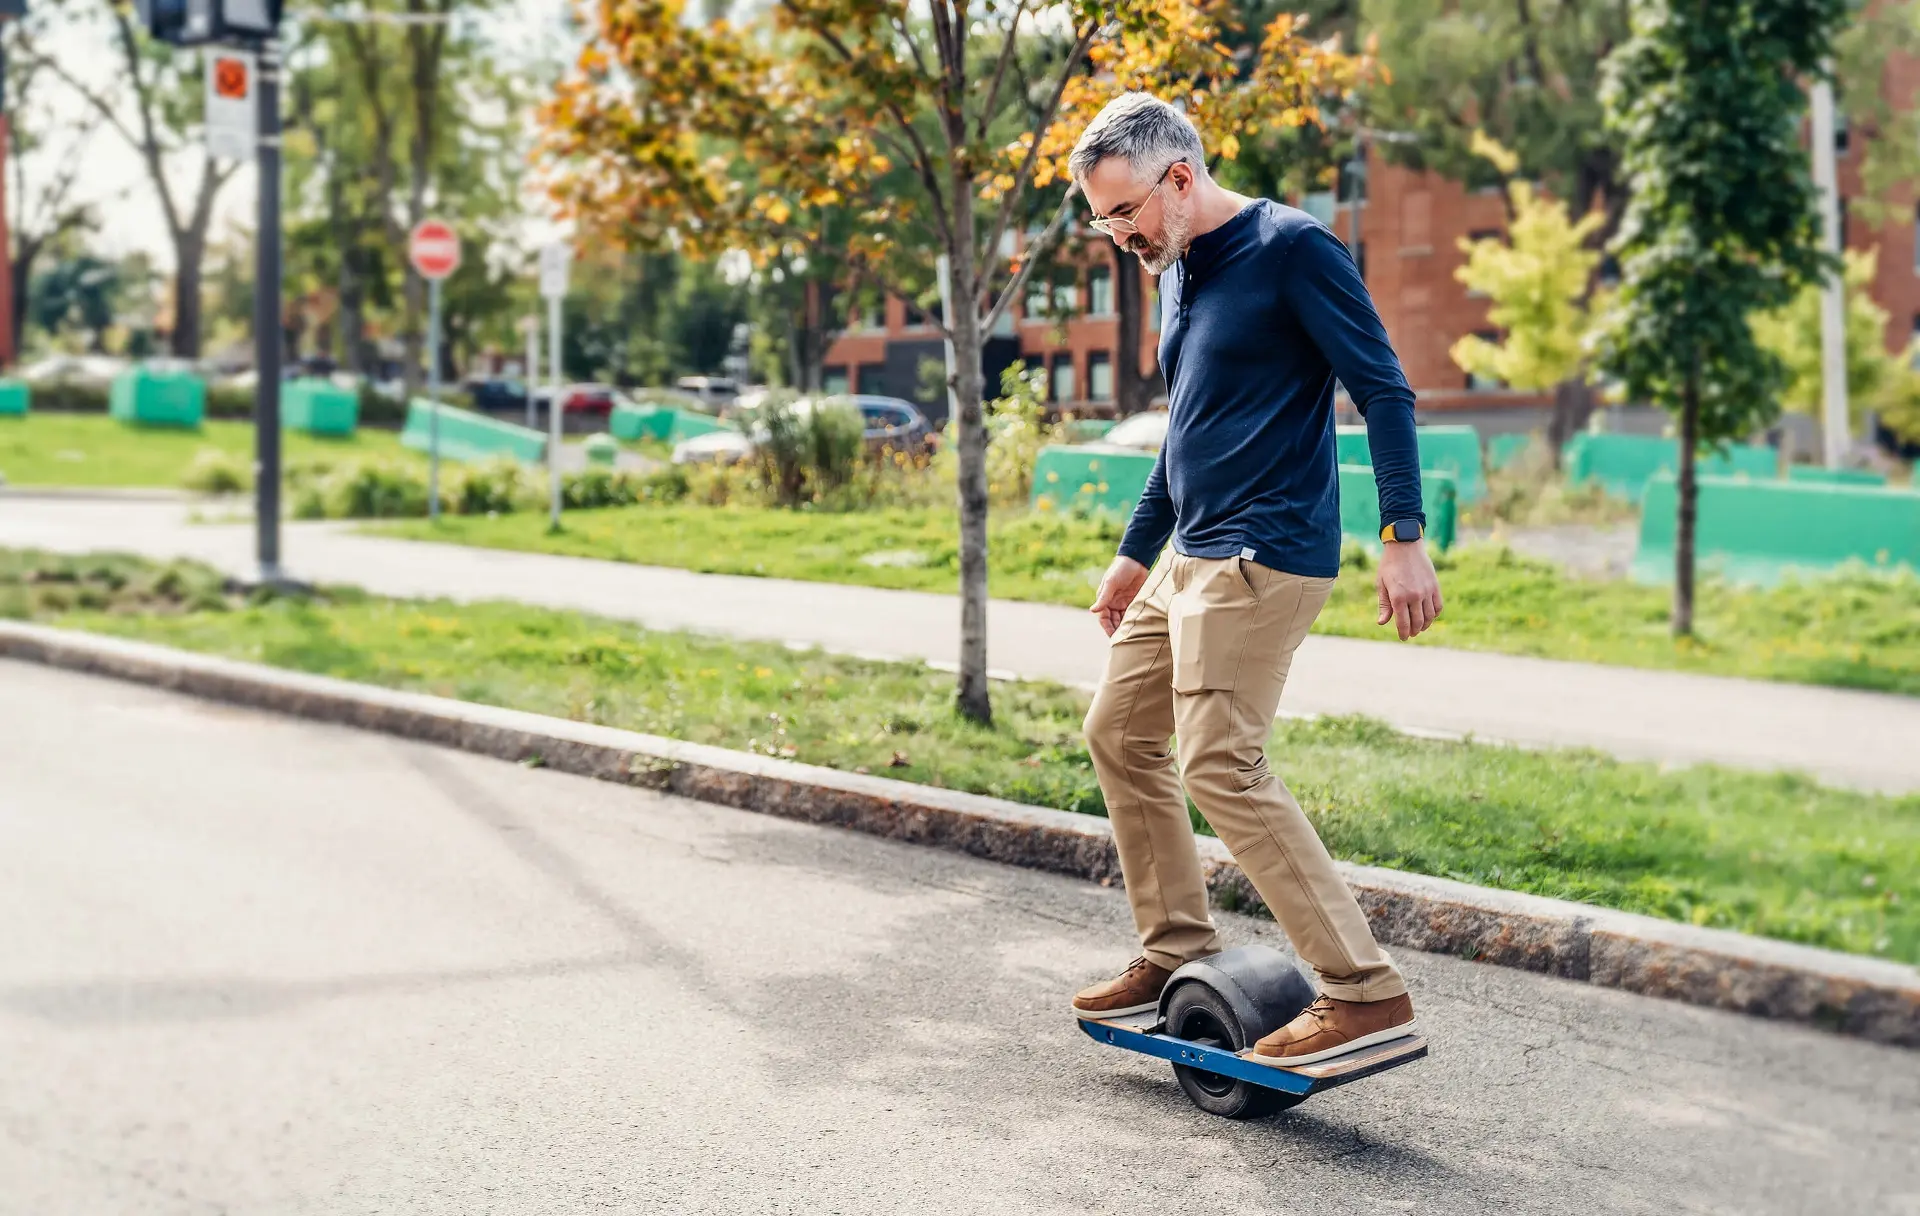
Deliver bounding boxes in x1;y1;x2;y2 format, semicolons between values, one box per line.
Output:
1380;521;1424;542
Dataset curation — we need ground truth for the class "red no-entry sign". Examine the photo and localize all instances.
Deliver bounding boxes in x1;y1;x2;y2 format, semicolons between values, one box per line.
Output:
409;220;461;280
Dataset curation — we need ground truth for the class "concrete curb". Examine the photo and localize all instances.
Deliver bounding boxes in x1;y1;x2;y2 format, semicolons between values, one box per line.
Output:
4;619;1915;1049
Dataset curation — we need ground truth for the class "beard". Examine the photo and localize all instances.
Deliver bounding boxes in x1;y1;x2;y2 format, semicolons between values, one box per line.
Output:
1128;201;1193;276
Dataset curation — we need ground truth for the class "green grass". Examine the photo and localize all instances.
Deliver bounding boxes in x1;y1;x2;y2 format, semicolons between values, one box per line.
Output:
375;502;1920;696
5;546;1914;966
0;413;412;488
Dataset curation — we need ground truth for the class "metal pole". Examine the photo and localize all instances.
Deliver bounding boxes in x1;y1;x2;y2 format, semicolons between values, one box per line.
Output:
524;317;538;429
1811;73;1849;469
427;278;441;520
548;293;563;527
253;37;283;582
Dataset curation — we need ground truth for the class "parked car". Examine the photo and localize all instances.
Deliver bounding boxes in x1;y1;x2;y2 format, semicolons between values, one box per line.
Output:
468;378;530;414
675;375;740;407
556;383;620;417
671;394;937;466
849;395;936;452
19;354;130;386
1095;409;1169;452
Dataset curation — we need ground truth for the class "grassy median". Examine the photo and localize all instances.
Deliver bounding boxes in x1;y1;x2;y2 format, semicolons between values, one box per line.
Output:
4;546;1913;966
0;413;414;488
377;503;1920;697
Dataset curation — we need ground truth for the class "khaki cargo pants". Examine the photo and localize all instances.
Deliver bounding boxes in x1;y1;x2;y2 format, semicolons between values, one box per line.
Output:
1084;551;1405;1002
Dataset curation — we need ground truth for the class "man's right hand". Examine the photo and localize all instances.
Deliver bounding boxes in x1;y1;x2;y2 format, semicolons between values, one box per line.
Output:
1090;555;1150;637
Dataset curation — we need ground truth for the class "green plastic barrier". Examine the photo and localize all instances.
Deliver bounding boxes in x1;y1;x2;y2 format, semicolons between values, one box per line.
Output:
610;402;730;445
1031;445;1157;516
1063;418;1116;443
1336;423;1486;504
584;433;620;466
401;398;546;463
667;409;729;445
281;378;358;436
1031;446;1456;550
1787;464;1887;488
1564;432;1777;501
1486;432;1537;470
0;380;28;417
1340;465;1458;552
1632;473;1920;585
610;401;672;442
109;367;204;428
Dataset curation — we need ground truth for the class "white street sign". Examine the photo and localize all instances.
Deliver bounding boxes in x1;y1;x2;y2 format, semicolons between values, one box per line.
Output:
538;242;572;299
204;48;257;162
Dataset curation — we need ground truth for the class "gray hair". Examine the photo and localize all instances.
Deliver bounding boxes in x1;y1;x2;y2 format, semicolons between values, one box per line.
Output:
1068;93;1207;186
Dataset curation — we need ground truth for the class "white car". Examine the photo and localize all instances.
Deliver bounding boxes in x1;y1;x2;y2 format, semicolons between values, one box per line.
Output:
1095;410;1169;452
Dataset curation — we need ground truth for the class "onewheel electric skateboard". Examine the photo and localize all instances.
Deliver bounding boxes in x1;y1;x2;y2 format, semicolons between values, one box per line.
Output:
1076;945;1427;1118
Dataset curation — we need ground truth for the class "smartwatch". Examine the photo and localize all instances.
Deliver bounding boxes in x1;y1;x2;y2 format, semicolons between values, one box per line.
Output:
1380;520;1424;543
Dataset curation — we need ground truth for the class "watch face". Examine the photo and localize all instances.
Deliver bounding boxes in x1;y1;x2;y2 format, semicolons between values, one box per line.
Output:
1392;521;1421;542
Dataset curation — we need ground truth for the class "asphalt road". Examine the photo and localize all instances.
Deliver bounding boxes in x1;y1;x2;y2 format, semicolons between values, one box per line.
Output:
6;497;1920;794
3;660;1918;1215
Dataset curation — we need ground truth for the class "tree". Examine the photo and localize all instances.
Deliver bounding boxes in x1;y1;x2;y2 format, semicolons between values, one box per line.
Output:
293;0;519;390
1449;131;1603;429
4;4;103;362
1038;1;1374;415
49;0;240;357
30;254;123;352
1749;247;1892;431
546;1;1369;724
1363;0;1629;445
1594;0;1845;636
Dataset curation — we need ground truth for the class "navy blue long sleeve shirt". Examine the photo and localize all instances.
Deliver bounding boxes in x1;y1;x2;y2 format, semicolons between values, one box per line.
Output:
1116;200;1423;578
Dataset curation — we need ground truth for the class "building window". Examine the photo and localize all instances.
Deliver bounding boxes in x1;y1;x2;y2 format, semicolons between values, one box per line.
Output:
1463;331;1502;391
904;299;943;329
1088;265;1113;316
1836;110;1850;155
855;362;886;394
1050;353;1075;402
1087;351;1113;401
852;301;884;331
822;366;851;395
1300;190;1336;227
1839;196;1849;249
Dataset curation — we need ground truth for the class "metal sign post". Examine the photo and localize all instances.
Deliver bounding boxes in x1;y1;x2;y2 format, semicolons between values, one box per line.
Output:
524;316;538;429
408;219;461;520
250;39;281;584
539;242;571;529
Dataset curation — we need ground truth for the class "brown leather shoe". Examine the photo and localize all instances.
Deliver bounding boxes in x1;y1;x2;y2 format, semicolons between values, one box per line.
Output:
1246;993;1417;1066
1071;957;1173;1020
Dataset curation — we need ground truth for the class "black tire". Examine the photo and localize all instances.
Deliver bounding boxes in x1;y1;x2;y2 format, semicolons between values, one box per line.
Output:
1163;982;1306;1119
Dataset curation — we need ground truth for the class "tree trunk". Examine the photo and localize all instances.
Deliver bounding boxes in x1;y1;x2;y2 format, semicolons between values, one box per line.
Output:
950;191;992;726
1674;366;1699;637
10;238;38;360
1112;251;1164;415
1546;377;1597;467
170;250;204;358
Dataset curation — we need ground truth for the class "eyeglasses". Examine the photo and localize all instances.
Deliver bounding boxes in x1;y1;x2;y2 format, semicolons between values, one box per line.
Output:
1088;166;1173;238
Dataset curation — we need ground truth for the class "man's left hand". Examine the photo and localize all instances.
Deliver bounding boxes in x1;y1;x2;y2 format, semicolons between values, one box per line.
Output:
1376;540;1443;641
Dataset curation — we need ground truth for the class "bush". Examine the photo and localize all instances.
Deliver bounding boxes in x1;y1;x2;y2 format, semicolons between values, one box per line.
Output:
751;392;865;507
180;447;252;494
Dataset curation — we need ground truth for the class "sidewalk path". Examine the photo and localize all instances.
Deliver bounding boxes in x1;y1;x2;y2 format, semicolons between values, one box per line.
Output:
6;496;1918;794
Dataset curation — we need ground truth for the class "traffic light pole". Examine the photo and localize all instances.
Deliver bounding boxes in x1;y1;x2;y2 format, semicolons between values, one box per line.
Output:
253;35;284;582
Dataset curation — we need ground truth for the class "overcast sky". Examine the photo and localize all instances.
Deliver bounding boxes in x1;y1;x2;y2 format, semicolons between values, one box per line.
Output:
18;0;573;271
